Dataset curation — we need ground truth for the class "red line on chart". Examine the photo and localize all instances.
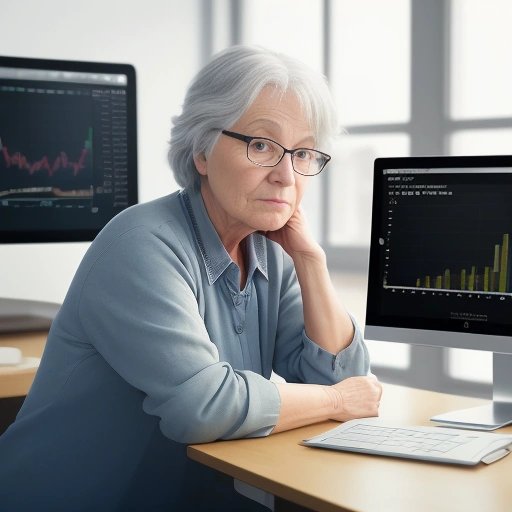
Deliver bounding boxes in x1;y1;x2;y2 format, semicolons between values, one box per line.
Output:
0;138;89;177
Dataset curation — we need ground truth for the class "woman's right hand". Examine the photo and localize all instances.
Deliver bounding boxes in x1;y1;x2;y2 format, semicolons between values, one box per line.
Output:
330;375;382;422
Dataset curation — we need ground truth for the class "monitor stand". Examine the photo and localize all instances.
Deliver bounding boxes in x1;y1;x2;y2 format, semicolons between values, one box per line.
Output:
0;298;61;333
431;352;512;431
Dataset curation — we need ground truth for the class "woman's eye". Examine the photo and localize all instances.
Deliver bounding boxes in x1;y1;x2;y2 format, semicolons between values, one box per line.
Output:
251;140;271;152
295;150;311;160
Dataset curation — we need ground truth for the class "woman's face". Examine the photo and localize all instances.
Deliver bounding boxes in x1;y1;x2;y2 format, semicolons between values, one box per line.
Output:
194;87;314;241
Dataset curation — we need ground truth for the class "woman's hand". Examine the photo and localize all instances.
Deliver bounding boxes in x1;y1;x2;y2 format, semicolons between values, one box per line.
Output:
329;375;382;422
272;376;382;434
264;206;321;260
266;205;355;354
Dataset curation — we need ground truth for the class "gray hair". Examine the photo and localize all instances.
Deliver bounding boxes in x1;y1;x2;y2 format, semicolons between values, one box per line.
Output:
168;45;339;189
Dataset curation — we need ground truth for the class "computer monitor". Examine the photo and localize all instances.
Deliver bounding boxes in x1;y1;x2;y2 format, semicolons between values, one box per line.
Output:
365;155;512;430
0;55;138;331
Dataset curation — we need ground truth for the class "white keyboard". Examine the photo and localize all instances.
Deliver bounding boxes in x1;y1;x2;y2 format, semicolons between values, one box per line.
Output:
303;418;512;465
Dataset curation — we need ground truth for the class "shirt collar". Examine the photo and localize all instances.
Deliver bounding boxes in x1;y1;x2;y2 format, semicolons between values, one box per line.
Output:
180;186;268;285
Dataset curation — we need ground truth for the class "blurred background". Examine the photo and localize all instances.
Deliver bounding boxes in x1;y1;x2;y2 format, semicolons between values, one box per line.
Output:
1;0;511;395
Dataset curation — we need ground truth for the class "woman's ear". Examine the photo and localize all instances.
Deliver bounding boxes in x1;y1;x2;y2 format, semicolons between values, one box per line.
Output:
193;153;208;176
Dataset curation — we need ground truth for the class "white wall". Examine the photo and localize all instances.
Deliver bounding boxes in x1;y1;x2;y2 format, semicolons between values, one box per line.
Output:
1;0;201;303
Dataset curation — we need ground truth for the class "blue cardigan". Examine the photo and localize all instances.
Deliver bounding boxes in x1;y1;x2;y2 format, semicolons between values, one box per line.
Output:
0;186;369;511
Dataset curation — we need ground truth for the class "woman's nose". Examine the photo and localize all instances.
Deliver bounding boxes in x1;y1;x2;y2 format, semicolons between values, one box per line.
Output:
268;153;295;185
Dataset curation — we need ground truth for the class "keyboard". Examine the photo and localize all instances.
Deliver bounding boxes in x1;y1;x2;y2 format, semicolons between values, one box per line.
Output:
303;418;512;465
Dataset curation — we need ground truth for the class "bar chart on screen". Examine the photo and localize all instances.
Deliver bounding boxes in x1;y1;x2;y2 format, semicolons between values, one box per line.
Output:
382;170;512;300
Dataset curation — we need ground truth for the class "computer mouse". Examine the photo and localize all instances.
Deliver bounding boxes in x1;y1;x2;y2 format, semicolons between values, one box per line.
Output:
0;347;23;366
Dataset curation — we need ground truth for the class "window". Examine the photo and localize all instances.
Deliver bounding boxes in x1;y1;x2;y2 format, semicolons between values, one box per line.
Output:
330;0;411;126
450;129;512;156
329;133;410;247
450;0;512;120
242;0;323;73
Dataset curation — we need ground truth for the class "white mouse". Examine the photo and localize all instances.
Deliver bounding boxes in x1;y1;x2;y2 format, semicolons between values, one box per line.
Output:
0;347;23;366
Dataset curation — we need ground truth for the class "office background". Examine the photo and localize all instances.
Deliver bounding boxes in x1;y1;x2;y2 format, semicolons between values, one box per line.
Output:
1;0;511;397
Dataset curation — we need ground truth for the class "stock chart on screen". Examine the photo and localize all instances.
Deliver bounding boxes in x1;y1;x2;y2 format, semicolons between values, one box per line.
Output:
0;58;137;242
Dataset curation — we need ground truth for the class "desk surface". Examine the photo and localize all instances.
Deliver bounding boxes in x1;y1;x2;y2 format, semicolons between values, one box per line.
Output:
0;331;46;398
188;383;512;512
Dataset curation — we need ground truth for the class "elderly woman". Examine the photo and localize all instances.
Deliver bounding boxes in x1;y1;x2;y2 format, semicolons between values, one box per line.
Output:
0;46;381;511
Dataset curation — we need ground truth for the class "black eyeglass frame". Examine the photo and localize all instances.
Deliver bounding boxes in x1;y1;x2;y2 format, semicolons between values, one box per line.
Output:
221;130;331;176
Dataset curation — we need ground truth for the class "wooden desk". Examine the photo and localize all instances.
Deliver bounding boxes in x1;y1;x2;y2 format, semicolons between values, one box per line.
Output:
0;331;46;398
188;384;512;512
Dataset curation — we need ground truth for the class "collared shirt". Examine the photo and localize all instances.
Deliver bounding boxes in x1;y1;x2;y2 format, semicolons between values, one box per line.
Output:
180;188;268;376
0;185;369;511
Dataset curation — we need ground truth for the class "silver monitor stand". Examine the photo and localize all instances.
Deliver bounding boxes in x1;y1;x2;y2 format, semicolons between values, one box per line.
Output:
431;352;512;431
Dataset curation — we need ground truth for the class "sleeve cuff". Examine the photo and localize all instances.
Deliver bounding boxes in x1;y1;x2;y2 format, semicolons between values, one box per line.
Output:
301;313;370;382
228;371;281;439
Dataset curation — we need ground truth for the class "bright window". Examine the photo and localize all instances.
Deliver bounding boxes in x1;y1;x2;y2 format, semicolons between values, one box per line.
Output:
450;129;512;156
242;0;323;73
331;0;411;126
450;0;512;120
329;133;410;246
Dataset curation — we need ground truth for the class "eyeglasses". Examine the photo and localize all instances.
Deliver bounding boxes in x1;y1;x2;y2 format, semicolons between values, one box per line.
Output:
221;130;331;176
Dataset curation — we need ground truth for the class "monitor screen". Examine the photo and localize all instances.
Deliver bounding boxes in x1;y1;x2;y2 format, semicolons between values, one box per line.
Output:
0;55;137;243
366;155;512;354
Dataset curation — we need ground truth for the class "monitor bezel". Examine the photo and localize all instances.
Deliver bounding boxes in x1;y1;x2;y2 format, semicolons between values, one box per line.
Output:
365;155;512;353
0;55;138;243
